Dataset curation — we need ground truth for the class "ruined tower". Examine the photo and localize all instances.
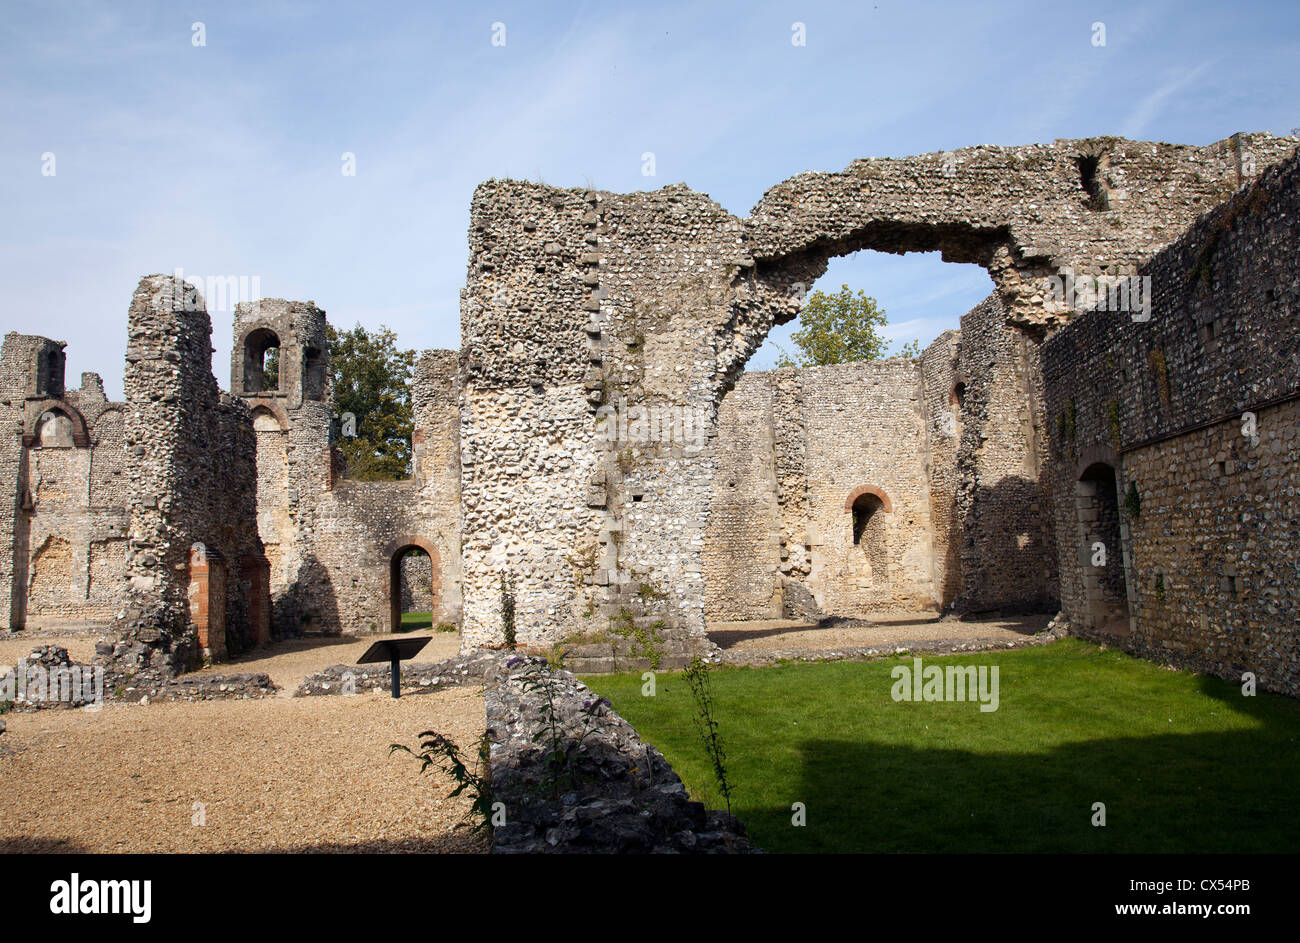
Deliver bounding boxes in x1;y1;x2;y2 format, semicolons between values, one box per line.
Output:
230;298;332;636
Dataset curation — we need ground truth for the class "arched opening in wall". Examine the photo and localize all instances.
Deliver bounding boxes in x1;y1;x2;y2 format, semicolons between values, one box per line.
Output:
704;247;993;622
242;328;281;393
389;543;439;632
1076;462;1129;634
849;489;891;586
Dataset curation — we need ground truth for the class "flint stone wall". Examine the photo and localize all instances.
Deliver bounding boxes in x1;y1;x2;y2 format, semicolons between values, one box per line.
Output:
1042;149;1300;695
109;276;268;671
1;337;130;631
703;295;1056;622
460;134;1295;649
486;657;756;853
230;295;463;638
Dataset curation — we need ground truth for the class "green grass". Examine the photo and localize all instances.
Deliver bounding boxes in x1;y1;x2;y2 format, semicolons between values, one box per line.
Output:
582;639;1300;853
399;611;432;631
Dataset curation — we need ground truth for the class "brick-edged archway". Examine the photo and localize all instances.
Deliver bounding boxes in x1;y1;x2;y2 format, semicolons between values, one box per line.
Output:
843;485;893;513
384;536;441;633
21;401;91;448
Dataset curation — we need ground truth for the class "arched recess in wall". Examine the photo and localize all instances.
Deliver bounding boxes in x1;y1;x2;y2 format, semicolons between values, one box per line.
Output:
22;401;90;449
845;486;892;585
1075;452;1131;635
383;536;441;633
241;327;282;394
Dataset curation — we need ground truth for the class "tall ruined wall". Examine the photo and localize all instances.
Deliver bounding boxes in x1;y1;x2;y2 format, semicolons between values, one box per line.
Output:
1042;150;1300;695
1;336;129;630
919;330;963;607
795;360;939;613
955;295;1057;612
460;134;1297;648
703;373;780;621
231;297;332;636
113;275;267;666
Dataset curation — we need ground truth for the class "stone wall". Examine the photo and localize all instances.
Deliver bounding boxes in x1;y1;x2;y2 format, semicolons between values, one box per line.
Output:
954;295;1057;612
705;359;947;620
459;134;1296;649
1042;149;1300;695
399;550;433;612
110;275;268;667
1;335;130;631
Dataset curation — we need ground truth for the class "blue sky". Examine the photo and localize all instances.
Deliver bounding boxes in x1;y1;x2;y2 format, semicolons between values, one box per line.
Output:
2;0;1297;398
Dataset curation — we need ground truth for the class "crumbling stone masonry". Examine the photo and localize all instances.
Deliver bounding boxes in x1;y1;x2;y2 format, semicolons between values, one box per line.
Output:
1042;149;1300;696
112;275;269;669
702;291;1055;621
229;299;463;638
459;133;1296;652
1;336;129;632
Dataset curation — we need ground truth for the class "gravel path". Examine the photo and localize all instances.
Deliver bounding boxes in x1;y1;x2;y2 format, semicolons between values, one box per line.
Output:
708;611;1053;652
1;677;487;853
186;631;464;694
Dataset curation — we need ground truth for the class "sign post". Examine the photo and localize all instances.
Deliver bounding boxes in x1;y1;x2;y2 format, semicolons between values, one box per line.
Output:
356;636;432;698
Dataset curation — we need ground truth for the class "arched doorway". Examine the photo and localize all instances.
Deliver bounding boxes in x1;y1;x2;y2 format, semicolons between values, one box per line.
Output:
1076;460;1130;634
387;539;440;632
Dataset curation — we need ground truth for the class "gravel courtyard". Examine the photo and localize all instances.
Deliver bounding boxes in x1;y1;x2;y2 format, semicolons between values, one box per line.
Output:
0;633;486;853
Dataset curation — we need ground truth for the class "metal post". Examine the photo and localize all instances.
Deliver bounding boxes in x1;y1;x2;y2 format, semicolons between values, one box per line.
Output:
391;656;401;698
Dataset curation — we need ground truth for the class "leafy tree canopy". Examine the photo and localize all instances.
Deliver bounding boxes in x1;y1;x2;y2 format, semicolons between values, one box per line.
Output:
329;323;416;481
775;284;920;367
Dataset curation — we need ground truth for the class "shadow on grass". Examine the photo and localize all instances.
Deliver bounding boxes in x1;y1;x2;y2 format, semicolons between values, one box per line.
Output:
588;641;1300;854
749;724;1295;853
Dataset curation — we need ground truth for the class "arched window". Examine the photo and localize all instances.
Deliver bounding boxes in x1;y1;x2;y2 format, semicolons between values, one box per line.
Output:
242;328;281;393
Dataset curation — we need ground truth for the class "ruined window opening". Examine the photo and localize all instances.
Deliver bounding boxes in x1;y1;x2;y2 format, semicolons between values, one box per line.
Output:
950;382;966;409
38;349;65;397
303;347;327;400
1074;155;1110;211
242;328;281;393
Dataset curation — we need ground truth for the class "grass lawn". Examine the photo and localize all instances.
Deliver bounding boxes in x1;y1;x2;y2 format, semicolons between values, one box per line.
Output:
399;611;432;631
582;638;1300;853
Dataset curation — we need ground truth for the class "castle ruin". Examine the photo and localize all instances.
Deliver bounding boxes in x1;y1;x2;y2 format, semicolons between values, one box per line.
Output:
3;132;1297;695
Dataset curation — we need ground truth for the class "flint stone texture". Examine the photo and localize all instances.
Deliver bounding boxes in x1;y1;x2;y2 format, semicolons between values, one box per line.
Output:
486;658;757;853
1042;148;1300;695
458;133;1296;653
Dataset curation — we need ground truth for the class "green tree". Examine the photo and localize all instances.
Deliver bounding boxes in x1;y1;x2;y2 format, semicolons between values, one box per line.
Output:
329;323;416;481
775;284;920;367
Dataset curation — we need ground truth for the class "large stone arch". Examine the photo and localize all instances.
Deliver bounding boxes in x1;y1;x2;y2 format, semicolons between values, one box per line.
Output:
456;133;1298;650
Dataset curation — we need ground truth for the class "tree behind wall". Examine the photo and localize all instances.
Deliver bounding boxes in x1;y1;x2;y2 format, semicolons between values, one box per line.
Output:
776;283;920;366
329;323;416;481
